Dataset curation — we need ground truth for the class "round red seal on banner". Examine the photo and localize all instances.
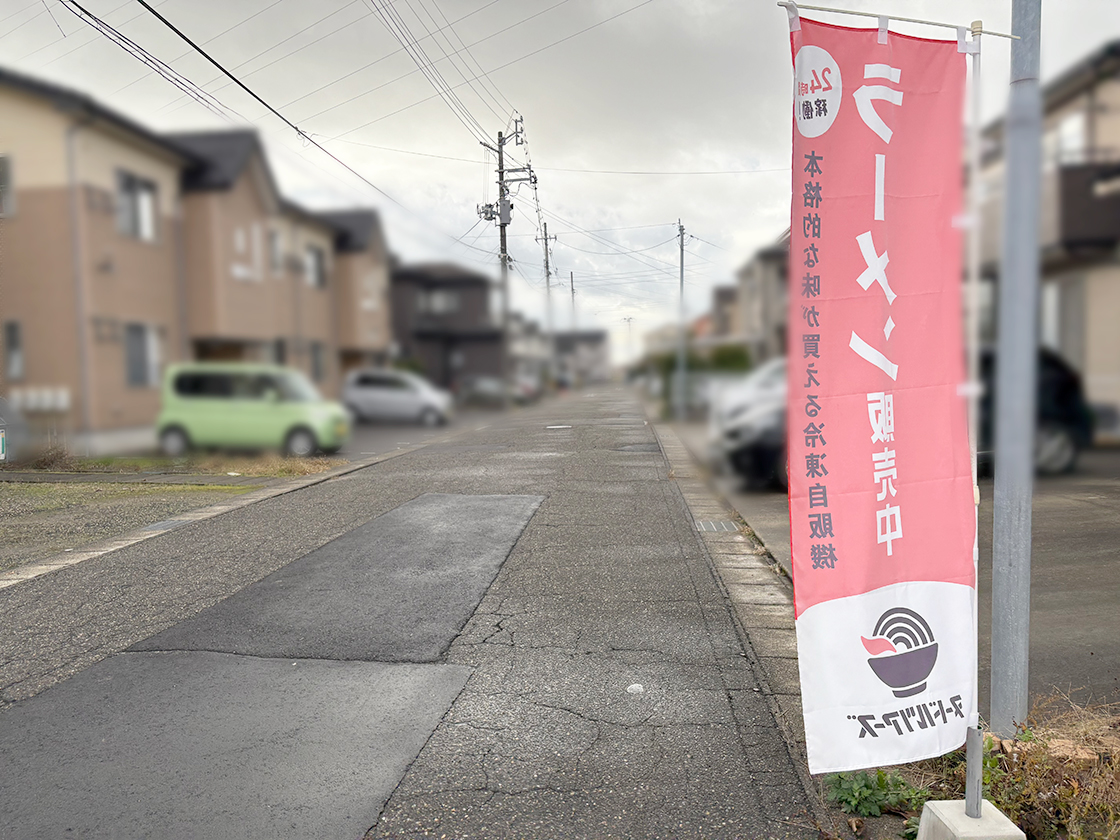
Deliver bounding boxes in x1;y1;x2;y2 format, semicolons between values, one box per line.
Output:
794;46;842;138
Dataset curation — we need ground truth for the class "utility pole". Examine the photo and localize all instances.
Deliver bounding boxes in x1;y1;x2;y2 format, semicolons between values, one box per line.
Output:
478;123;532;410
622;316;634;372
537;222;557;389
990;0;1043;740
569;271;575;329
676;221;686;422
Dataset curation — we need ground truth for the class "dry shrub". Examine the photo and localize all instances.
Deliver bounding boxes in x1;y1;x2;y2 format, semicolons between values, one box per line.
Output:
183;453;346;477
906;692;1120;840
18;446;79;472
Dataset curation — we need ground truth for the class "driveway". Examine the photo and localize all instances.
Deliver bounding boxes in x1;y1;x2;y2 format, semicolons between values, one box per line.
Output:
676;423;1120;714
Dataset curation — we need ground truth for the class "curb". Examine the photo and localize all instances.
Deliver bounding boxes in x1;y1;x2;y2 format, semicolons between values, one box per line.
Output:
0;445;429;592
651;422;828;828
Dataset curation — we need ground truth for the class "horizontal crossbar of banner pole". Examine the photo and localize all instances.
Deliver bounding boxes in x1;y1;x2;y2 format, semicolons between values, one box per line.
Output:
776;1;1019;39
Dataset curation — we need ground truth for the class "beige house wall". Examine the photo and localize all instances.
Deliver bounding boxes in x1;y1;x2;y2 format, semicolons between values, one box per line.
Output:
0;86;69;189
285;213;339;396
335;252;390;358
1081;265;1120;416
1;89;186;442
0;189;82;432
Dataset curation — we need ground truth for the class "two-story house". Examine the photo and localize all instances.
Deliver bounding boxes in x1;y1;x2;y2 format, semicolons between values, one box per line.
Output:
0;67;195;454
979;38;1120;440
735;229;789;366
170;131;343;395
0;70;394;454
319;210;392;372
390;263;502;392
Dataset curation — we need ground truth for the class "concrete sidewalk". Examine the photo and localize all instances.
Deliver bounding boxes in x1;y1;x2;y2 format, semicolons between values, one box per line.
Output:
0;387;818;839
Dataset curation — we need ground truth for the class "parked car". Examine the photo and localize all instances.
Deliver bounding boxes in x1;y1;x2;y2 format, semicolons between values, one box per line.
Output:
717;347;1095;487
157;363;350;457
978;346;1095;475
458;375;518;407
342;369;452;426
708;357;787;466
722;396;788;490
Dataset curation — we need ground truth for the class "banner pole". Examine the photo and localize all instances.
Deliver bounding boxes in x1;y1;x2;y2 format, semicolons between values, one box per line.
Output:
964;19;984;821
991;0;1043;742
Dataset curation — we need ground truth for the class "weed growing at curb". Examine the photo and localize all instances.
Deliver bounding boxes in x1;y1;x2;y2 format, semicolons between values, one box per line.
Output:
902;693;1118;840
2;449;346;477
825;769;929;818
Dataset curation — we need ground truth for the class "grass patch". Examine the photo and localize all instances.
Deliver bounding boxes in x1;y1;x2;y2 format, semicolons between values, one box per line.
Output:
0;482;255;571
2;447;346;477
825;692;1120;840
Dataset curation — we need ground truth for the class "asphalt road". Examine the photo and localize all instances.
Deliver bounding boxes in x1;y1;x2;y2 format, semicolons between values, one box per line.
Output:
691;428;1120;716
338;405;503;461
0;389;816;839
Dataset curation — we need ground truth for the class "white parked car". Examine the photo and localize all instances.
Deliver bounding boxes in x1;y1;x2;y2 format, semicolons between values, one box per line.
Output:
708;356;787;462
342;369;453;426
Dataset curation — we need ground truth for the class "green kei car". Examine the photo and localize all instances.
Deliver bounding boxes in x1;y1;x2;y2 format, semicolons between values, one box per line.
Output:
156;363;350;457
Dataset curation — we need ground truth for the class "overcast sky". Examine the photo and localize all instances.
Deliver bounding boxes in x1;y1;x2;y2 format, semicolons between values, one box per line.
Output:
4;0;1119;363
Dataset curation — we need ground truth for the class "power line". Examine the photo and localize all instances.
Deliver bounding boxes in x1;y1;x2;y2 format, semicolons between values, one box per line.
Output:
327;138;789;176
157;1;370;117
557;235;678;257
280;0;506;113
111;0;294;96
363;0;491;144
0;0;43;26
128;0;410;206
59;1;235;120
401;0;511;127
77;0;494;259
332;0;657;140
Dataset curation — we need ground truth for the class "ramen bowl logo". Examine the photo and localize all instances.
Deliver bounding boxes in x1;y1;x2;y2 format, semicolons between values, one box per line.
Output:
861;608;938;698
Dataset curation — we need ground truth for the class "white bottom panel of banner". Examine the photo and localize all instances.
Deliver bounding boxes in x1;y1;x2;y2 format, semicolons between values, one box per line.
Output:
796;581;976;774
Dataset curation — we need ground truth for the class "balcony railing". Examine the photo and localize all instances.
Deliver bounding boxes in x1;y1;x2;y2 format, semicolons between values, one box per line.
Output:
980;154;1120;268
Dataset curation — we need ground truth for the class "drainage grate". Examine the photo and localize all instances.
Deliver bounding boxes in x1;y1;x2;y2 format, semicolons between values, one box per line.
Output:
695;521;740;532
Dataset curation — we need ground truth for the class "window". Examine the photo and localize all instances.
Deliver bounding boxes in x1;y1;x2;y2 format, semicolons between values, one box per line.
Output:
116;171;157;242
269;229;283;274
309;342;326;382
174;372;231;398
0;155;12;217
124;323;160;387
305;245;327;288
4;322;23;381
420;289;459;314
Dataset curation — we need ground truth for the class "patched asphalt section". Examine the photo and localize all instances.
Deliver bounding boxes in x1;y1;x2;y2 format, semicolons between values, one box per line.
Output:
0;650;470;840
131;493;543;662
366;393;816;840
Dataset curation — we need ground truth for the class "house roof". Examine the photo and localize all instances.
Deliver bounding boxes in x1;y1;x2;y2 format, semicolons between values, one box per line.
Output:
0;65;198;166
392;262;495;286
984;38;1120;141
316;210;384;253
167;130;275;192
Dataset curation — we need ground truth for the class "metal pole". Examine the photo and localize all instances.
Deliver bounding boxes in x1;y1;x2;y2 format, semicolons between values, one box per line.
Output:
965;20;985;820
497;131;510;411
966;725;984;816
542;222;555;388
676;221;686;422
570;271;575;329
991;0;1042;740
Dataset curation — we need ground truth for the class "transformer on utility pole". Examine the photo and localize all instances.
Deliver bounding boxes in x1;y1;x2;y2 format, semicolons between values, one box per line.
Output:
478;125;533;410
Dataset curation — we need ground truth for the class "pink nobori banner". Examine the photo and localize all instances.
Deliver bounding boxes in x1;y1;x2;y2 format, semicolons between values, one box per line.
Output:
786;17;976;774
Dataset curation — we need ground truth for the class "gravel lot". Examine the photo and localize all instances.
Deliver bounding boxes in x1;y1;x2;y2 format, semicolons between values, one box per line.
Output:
0;483;253;572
